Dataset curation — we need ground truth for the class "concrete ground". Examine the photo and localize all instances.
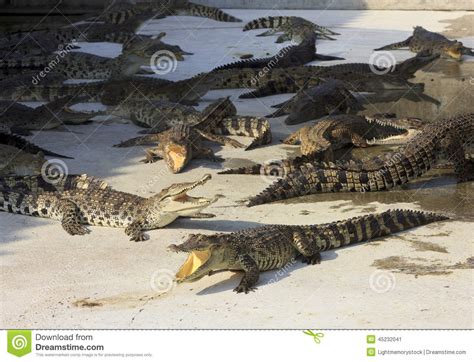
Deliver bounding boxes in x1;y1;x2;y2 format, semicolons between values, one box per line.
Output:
0;10;473;329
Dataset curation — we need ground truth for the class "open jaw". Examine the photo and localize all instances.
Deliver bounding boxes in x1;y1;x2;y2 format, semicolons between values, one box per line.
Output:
160;174;218;213
175;249;213;283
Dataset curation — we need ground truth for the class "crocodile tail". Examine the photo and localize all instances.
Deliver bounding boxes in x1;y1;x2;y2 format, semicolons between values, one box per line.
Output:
0;133;73;159
243;16;290;31
219;156;311;176
247;163;383;207
0;55;50;69
315;209;449;250
215;116;272;150
213;56;275;71
0;174;109;193
374;37;412;51
185;3;242;22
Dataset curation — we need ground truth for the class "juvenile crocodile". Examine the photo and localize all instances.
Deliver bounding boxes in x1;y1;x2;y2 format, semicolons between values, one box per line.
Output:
0;173;217;241
108;97;236;133
114;99;272;172
0;14;152;58
246;113;474;207
213;33;343;71
220;114;424;175
0;174;109;193
210;54;437;98
0;74;212;106
122;33;193;61
0;52;149;80
170;209;448;293
266;79;362;124
243;16;339;43
374;26;474;60
0;97;102;135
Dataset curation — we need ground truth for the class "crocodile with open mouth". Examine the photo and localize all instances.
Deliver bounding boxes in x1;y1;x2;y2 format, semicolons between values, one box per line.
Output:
243;16;339;43
246;113;473;207
219;114;425;176
169;209;448;293
0;174;218;241
374;26;474;60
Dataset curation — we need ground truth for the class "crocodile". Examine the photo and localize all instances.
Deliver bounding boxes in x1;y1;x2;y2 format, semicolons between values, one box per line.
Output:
266;79;362;124
0;97;102;135
108;96;237;133
0;144;45;176
0;173;218;241
210;54;438;98
213;33;343;71
0;52;150;80
0;74;214;106
0;174;109;193
243;16;339;43
219;114;425;176
374;26;474;60
122;33;193;61
246;113;474;207
99;0;242;24
113;99;272;172
169;209;448;293
0;132;72;159
0;14;153;58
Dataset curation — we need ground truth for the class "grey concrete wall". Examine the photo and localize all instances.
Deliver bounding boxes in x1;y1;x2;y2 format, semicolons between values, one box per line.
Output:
0;0;472;10
193;0;473;11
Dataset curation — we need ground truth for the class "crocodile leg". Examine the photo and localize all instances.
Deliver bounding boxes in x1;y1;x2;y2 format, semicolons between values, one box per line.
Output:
196;147;224;162
291;231;321;265
441;131;473;182
125;219;147;242
256;29;278;37
283;130;301;145
141;148;163;164
234;254;260;294
374;36;412;51
59;199;90;236
275;33;291;43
